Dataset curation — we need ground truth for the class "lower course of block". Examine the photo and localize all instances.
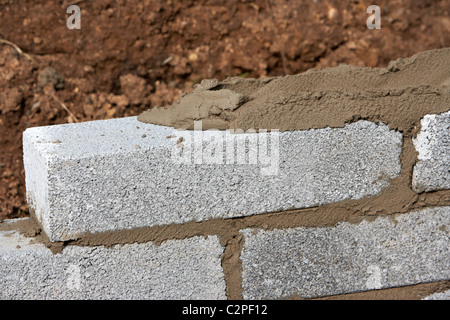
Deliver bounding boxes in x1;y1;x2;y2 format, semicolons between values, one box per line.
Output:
240;206;450;299
0;220;226;300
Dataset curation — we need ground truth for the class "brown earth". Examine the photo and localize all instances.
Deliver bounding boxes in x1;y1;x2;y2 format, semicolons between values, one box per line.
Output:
1;0;450;219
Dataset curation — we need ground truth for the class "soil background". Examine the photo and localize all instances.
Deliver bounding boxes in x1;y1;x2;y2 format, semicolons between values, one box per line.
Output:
0;0;449;219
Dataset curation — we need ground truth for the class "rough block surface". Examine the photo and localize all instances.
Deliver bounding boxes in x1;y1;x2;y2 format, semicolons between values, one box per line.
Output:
0;220;226;300
412;110;450;192
240;206;450;299
23;117;402;241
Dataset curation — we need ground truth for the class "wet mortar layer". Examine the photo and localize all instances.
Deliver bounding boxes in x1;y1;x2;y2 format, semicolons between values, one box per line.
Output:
5;48;450;299
138;48;450;134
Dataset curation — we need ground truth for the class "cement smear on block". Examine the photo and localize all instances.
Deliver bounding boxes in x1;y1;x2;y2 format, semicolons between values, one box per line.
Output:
138;48;450;133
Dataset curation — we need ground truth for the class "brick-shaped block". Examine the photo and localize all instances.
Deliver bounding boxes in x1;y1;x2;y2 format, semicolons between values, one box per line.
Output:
23;117;402;241
0;219;226;299
240;206;450;299
412;110;450;192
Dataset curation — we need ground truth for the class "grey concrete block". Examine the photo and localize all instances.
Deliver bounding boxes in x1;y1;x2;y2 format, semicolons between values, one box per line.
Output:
412;110;450;192
23;117;402;241
240;206;450;299
0;219;226;300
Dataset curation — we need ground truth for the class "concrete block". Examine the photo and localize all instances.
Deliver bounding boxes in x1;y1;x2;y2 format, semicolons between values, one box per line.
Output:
240;206;450;299
23;117;402;241
0;219;226;299
412;110;450;192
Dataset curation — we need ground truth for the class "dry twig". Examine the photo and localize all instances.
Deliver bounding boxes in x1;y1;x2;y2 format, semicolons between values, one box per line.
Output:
0;39;33;61
48;92;79;123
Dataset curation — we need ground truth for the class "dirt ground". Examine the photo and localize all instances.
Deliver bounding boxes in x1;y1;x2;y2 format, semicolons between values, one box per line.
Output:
0;0;449;219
